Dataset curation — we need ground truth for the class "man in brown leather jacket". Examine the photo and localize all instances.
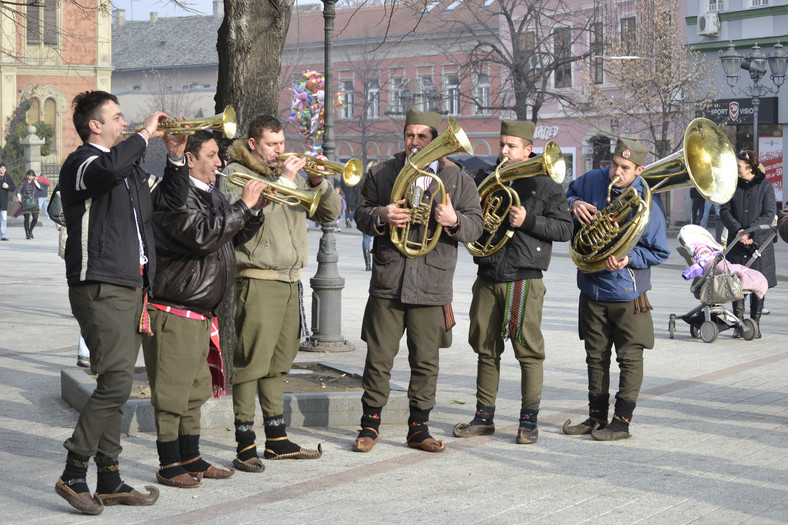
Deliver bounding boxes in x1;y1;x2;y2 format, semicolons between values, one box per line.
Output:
352;110;483;453
143;130;267;487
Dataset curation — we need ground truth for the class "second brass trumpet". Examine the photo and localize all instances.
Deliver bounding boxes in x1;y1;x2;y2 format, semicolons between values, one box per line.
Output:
222;171;323;217
278;153;361;187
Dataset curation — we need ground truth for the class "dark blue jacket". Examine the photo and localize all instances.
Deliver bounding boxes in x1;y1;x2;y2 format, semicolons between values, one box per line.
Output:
566;167;670;302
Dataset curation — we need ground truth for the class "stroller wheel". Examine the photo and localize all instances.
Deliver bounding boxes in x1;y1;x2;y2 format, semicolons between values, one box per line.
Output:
740;318;757;341
700;321;718;343
669;315;676;339
690;324;700;338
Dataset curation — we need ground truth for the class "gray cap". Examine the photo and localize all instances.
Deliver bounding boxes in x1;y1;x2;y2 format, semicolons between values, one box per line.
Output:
500;119;535;142
405;109;442;135
614;138;649;167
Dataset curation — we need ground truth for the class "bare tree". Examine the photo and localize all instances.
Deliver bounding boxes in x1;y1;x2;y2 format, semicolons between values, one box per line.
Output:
577;0;719;159
439;0;601;123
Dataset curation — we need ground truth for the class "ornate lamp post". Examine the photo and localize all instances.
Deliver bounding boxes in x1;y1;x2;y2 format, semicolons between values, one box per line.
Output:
299;0;354;353
720;42;788;154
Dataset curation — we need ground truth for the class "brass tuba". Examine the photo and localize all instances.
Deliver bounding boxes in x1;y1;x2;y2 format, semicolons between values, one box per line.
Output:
389;117;474;258
465;141;566;257
278;153;362;187
569;118;737;273
222;171;323;217
124;106;238;139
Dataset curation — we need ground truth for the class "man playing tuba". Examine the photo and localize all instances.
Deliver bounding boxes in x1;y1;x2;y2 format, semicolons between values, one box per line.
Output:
563;138;669;441
453;120;572;444
352;110;483;453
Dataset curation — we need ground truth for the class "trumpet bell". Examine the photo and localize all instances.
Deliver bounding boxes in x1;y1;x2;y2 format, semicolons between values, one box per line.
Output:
277;153;361;187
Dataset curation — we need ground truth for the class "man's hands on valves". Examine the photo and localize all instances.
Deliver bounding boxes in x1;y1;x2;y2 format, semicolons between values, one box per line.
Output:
240;179;271;211
379;193;459;229
572;198;629;272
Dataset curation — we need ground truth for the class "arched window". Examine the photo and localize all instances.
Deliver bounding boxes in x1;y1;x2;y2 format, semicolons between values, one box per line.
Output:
44;98;56;128
26;98;40;124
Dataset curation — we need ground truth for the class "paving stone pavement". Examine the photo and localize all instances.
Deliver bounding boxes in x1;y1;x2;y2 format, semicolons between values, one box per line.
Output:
1;217;787;524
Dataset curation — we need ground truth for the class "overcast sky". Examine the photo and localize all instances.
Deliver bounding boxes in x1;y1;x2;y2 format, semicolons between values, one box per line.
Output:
113;0;321;20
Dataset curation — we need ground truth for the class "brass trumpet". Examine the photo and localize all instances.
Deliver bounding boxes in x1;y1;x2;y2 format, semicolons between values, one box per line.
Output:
466;142;566;257
278;153;361;187
220;170;323;217
123;105;237;139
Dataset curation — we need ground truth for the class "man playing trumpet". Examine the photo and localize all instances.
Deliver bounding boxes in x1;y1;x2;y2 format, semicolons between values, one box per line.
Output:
453;120;572;444
223;115;340;470
563;138;669;441
352;110;482;453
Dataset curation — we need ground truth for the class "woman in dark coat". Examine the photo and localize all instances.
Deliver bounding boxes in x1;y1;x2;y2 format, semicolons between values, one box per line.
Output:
720;149;776;338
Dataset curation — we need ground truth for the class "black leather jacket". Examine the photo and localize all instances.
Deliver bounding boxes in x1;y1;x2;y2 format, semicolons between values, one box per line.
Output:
151;183;264;316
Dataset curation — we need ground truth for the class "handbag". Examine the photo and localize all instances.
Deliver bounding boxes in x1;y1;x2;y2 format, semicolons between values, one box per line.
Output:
22;191;37;212
698;259;744;304
47;183;66;226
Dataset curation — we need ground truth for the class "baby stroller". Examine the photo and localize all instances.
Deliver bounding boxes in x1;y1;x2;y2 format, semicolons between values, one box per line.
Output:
669;223;776;343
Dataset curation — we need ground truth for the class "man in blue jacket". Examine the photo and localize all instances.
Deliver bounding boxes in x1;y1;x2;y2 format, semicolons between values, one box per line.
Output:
563;138;669;441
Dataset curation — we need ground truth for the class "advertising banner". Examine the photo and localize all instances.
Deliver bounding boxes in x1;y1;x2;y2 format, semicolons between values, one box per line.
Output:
758;136;783;203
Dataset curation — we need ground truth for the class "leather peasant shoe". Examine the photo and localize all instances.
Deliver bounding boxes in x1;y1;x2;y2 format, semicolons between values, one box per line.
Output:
453;422;495;438
562;418;605;436
591;426;631;441
232;456;265;473
97;485;159;506
198;465;235;479
156;470;202;488
516;426;538;444
55;478;104;515
352;428;379;453
264;443;323;460
406;432;445;453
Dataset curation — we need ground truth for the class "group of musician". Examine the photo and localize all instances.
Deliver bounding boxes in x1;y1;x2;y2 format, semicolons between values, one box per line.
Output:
54;91;669;515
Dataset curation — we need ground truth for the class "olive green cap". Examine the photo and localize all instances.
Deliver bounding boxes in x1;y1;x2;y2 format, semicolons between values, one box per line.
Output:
500;119;535;142
614;138;649;167
405;109;442;135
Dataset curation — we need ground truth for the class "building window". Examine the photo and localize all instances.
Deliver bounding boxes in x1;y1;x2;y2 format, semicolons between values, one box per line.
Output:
518;30;540;70
620;16;636;55
419;77;440;112
748;0;767;6
554;27;572;89
367;79;380;119
706;0;725;11
27;0;58;46
389;76;407;113
26;98;40;124
475;72;490;115
590;22;603;84
341;80;354;119
445;75;460;116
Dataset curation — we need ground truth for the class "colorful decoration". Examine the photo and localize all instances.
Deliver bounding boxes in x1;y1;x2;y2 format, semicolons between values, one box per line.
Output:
288;70;343;155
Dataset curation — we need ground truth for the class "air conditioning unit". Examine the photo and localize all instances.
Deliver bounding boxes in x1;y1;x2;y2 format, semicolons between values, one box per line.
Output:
697;13;720;36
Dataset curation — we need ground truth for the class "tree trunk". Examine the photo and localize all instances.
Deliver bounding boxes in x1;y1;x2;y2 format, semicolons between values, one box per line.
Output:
214;0;295;380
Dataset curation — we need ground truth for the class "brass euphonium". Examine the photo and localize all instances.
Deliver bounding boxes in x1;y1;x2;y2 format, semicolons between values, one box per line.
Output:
570;118;737;273
278;153;362;187
390;117;474;258
466;141;566;257
222;171;323;217
123;106;238;139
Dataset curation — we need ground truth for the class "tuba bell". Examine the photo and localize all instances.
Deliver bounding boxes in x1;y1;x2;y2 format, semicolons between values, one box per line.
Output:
389;117;474;258
465;141;566;257
569;118;737;273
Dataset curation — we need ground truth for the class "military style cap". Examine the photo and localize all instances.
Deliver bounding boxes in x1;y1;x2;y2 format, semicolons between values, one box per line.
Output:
614;138;649;167
500;119;535;142
405;109;442;135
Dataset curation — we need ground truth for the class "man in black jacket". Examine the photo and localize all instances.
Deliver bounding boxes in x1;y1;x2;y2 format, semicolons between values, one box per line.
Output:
453;120;572;444
142;131;267;488
56;91;188;515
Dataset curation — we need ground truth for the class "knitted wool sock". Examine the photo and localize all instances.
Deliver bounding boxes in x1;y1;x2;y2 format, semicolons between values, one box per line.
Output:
519;408;538;431
156;439;189;480
95;458;133;494
358;403;382;439
60;452;90;494
179;434;211;473
468;404;495;426
407;408;434;444
589;393;609;423
608;399;635;433
264;416;300;455
234;422;258;461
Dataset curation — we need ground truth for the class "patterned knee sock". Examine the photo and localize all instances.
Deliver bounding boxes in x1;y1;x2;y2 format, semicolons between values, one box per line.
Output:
358;403;382;439
519;408;538;431
60;452;90;494
468;404;495;426
264;416;300;455
234;422;258;461
95;457;133;494
407;408;434;444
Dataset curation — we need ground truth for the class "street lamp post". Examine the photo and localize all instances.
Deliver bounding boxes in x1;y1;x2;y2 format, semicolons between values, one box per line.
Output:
720;42;788;154
299;0;354;353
